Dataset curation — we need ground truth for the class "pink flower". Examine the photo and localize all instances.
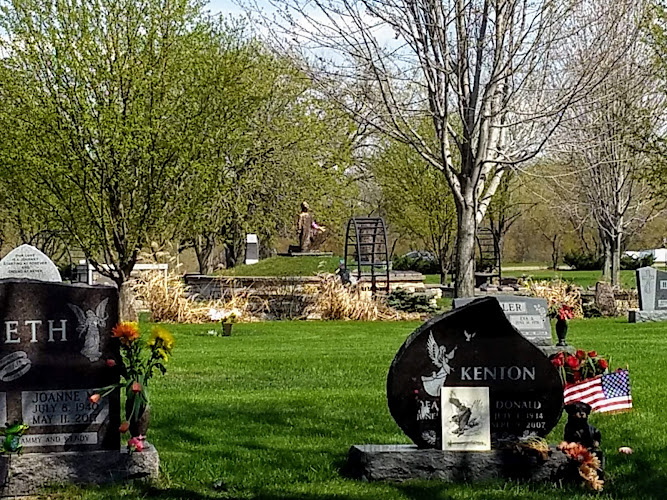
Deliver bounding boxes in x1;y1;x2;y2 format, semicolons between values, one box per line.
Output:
89;394;101;404
128;437;144;452
105;359;116;368
119;421;130;433
131;381;142;393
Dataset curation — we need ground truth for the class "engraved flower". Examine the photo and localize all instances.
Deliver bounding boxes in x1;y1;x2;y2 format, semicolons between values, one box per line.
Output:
112;322;141;345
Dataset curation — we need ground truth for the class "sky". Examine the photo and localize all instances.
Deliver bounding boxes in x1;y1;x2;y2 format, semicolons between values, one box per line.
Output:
206;0;272;17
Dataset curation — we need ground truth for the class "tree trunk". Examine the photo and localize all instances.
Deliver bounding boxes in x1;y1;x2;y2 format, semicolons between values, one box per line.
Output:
550;235;561;271
611;232;622;287
118;280;138;322
454;204;476;298
194;235;215;275
602;237;612;281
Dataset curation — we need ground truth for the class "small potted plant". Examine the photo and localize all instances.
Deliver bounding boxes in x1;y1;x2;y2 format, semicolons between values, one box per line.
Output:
0;421;28;485
208;308;240;336
549;304;574;346
90;322;174;444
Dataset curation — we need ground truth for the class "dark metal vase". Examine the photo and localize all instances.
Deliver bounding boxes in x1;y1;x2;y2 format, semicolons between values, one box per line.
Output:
556;318;568;346
222;323;232;337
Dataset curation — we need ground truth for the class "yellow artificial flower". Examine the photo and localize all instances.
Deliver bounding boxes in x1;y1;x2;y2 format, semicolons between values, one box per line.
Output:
149;327;175;354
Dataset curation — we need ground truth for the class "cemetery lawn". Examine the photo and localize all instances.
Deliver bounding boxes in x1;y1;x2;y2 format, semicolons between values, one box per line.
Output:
217;256;341;277
425;269;638;289
51;318;666;500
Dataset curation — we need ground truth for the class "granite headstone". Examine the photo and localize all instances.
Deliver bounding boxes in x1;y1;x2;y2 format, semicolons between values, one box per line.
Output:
245;234;259;265
453;296;551;347
387;298;563;449
637;266;667;311
0;244;62;282
0;250;119;453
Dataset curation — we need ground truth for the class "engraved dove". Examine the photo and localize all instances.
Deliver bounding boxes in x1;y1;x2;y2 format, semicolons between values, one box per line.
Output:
68;298;109;362
464;330;476;342
420;331;457;397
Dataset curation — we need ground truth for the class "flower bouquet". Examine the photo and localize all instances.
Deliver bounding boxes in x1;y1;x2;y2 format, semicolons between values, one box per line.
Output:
208;307;241;336
550;349;610;385
90;322;174;448
549;304;574;346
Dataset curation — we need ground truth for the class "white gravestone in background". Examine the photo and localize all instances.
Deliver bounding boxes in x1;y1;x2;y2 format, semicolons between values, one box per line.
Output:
0;244;62;282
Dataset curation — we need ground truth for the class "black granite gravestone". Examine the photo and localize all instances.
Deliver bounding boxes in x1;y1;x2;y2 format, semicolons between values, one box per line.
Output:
387;297;563;449
0;280;120;452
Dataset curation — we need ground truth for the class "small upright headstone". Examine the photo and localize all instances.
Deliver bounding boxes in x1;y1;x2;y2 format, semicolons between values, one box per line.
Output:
0;244;62;282
630;266;667;322
453;296;551;347
245;234;259;265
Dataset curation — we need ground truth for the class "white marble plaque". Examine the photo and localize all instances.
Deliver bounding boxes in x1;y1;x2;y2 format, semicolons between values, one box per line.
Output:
441;386;490;451
22;389;108;427
660;281;667;290
0;244;61;282
20;432;98;447
658;300;667;309
509;315;543;331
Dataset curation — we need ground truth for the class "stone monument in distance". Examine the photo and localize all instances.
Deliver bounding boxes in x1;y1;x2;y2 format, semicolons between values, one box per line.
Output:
629;266;667;323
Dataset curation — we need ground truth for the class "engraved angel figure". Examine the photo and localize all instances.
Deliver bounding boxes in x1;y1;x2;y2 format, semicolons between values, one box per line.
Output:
68;298;109;362
421;331;457;397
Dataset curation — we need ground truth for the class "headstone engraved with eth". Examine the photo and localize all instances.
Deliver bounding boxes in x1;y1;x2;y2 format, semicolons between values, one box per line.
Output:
0;245;120;452
348;298;566;482
0;245;157;495
629;266;667;323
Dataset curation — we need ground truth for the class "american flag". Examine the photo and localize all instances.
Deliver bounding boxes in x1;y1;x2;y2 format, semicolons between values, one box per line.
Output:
563;369;632;413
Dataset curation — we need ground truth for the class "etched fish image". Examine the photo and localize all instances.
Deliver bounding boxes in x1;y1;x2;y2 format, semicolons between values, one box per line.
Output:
68;298;109;362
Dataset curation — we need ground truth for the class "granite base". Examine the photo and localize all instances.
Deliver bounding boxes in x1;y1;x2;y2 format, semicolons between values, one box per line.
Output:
628;309;667;323
0;443;159;497
347;444;570;483
540;345;576;357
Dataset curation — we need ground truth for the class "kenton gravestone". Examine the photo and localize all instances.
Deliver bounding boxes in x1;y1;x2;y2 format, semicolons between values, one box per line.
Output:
0;265;119;452
387;298;563;449
453;296;551;347
0;244;62;282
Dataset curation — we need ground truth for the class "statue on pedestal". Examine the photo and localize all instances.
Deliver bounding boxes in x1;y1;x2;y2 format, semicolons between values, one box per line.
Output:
297;202;314;252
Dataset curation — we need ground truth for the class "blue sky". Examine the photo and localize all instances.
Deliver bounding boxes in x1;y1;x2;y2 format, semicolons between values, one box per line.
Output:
206;0;271;16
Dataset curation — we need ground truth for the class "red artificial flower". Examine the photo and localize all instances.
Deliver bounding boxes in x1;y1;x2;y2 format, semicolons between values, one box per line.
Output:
572;371;582;382
551;356;564;367
119;421;130;433
588;351;597;358
558;305;575;321
566;355;579;369
131;381;142;393
576;349;586;360
598;359;609;370
127;436;144;452
89;393;101;404
105;359;116;368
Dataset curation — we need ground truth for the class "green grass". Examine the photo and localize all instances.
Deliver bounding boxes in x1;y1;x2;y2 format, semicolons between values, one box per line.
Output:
217;256;341;276
48;318;667;499
425;270;638;289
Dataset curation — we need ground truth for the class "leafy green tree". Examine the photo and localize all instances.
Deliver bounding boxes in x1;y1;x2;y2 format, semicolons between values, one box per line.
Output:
371;133;457;284
175;34;356;273
0;0;211;317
